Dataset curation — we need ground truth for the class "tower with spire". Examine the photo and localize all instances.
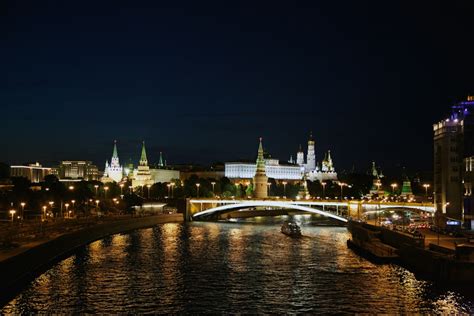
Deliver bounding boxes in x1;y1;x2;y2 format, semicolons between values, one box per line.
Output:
296;144;305;166
158;152;165;168
400;174;414;199
103;140;123;183
132;141;154;188
253;138;268;198
306;131;316;172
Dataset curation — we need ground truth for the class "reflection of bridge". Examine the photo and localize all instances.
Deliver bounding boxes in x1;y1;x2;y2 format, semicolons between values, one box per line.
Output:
187;199;435;222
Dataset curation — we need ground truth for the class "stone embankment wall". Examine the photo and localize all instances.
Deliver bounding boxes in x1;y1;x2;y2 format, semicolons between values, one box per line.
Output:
0;214;183;305
399;245;474;284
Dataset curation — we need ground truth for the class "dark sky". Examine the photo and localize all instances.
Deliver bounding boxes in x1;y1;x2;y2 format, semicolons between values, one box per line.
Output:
2;1;474;172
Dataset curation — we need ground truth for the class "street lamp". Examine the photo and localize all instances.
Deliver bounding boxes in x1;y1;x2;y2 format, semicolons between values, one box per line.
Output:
196;183;200;198
321;182;326;199
391;183;397;194
9;209;16;222
95;200;100;216
338;182;346;201
119;183;124;197
147;184;152;199
211;182;216;195
48;201;54;216
423;184;430;198
167;183;171;198
267;182;271;196
65;203;69;218
94;185;99;197
69;185;74;191
104;186;109;199
71;200;76;217
171;182;175;198
20;202;26;220
282;181;287;198
42;206;47;221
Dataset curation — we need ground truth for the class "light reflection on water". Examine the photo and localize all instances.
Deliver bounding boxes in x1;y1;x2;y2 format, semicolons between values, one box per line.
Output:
2;217;473;314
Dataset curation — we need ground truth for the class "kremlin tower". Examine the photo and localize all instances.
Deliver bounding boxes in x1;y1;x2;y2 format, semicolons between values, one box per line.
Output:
103;140;123;183
132;141;153;188
253;138;268;198
306;132;316;172
296;144;305;166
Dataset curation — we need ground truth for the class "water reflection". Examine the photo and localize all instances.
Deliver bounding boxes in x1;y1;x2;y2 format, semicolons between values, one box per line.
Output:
2;217;473;314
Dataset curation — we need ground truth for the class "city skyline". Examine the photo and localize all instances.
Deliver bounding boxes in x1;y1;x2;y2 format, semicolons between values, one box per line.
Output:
2;2;474;313
2;2;474;169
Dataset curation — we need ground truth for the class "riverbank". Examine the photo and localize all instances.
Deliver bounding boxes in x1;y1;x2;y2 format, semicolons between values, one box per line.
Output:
347;221;474;284
0;214;183;306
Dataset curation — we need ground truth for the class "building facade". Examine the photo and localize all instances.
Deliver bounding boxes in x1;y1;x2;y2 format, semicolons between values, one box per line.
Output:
58;161;99;181
225;160;302;180
150;168;180;183
433;96;474;228
10;162;51;183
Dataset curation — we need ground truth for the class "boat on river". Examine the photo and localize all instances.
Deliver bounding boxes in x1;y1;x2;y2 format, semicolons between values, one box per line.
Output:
281;221;302;237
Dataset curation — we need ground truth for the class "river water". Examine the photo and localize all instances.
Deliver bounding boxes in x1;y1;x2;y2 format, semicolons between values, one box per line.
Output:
2;216;473;314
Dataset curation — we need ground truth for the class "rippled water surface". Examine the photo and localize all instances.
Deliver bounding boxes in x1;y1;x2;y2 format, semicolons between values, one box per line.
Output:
2;217;474;314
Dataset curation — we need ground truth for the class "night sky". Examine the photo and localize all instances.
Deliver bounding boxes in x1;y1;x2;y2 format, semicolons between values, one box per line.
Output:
2;1;474;172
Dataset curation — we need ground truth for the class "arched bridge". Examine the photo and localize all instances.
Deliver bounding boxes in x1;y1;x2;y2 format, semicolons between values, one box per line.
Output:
192;200;349;222
187;198;435;222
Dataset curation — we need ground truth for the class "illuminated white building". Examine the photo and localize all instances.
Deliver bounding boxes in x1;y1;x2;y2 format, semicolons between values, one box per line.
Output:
225;134;337;182
225;160;302;180
102;141;123;183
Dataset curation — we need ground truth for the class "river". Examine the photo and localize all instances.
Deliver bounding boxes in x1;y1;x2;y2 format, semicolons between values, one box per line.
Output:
2;215;473;314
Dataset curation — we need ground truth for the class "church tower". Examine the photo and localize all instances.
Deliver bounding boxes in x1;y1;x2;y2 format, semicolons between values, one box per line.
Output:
306;132;316;171
400;174;414;199
253;137;268;199
158;152;165;168
104;140;123;182
296;144;305;166
132;141;153;188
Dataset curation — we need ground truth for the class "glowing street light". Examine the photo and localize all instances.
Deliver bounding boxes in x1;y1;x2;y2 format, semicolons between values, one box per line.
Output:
211;182;216;195
65;203;69;218
170;182;175;198
119;183;124;197
48;201;54;216
69;185;74;191
104;186;109;199
267;182;271;195
282;181;287;198
9;209;16;222
94;185;99;196
42;206;47;221
321;182;327;199
423;184;430;197
391;183;398;194
147;184;152;199
167;183;171;197
20;202;26;220
71;200;76;217
196;183;200;198
338;182;347;201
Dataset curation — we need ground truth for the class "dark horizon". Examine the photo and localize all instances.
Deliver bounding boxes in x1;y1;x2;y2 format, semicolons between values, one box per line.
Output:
3;1;474;172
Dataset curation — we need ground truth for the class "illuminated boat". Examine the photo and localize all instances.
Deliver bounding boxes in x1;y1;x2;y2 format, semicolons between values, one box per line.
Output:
281;221;302;237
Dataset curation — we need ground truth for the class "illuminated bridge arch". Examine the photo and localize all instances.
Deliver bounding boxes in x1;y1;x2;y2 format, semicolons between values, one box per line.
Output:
192;200;348;223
